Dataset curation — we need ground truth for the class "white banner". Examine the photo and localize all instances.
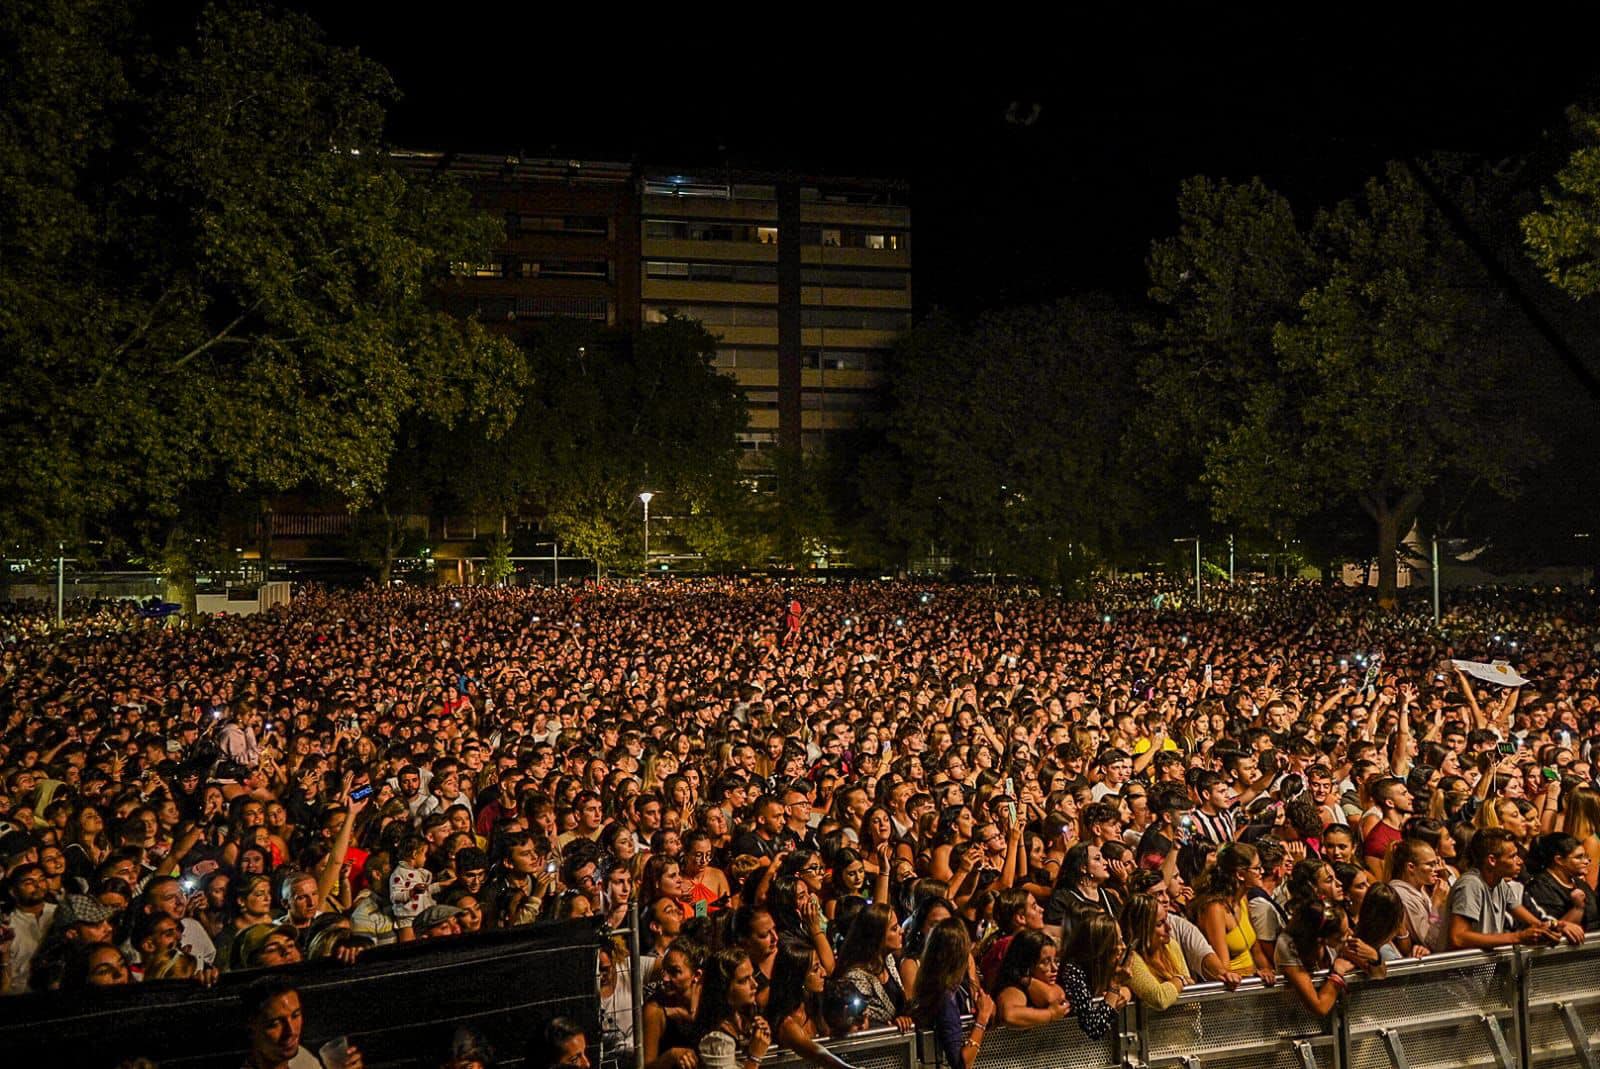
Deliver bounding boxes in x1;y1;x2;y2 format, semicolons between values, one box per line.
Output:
1450;659;1529;688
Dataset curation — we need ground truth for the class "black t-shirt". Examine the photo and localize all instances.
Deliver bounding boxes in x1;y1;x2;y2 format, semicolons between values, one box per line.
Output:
1524;872;1600;930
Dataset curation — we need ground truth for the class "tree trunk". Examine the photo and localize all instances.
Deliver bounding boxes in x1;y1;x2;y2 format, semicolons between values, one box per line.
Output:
1374;507;1400;608
379;504;396;586
161;529;197;620
1365;488;1425;611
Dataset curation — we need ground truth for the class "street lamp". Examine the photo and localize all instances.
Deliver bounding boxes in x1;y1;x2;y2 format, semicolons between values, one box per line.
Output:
1173;536;1202;608
638;491;656;566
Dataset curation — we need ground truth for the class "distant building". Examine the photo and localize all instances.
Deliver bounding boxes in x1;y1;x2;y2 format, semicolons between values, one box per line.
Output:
639;169;911;455
402;153;912;457
396;152;640;333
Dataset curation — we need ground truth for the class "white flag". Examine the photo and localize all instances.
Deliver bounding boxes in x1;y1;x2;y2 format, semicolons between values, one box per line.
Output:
1450;659;1529;688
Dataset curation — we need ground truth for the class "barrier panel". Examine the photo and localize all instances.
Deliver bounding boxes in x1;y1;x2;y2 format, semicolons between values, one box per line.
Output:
1136;978;1338;1069
970;1010;1122;1069
766;1024;919;1069
1343;949;1520;1069
1522;940;1600;1069
0;918;601;1069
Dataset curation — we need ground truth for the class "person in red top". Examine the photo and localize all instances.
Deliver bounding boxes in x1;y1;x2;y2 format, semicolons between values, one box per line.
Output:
1362;778;1413;877
782;598;805;647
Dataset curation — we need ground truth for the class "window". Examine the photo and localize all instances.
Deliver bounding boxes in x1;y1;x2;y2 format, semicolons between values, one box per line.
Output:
513;215;609;236
453;260;505;278
743;389;780;410
647;261;779;284
757;227;778;245
802;308;911;331
644;304;779;327
803;388;879;411
799;225;909;251
715;348;780;370
645;219;773;244
737;431;778;451
801;268;909;290
802;349;884;372
514;296;609;321
645;177;731;198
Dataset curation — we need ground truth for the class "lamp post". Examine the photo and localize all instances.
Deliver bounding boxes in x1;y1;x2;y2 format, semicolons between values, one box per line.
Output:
638;491;656;568
1173;536;1202;608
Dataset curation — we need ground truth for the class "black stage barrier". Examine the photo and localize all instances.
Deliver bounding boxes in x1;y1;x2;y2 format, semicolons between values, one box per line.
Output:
0;918;602;1069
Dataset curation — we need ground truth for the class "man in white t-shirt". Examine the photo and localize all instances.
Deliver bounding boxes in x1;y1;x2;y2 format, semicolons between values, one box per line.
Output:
243;975;365;1069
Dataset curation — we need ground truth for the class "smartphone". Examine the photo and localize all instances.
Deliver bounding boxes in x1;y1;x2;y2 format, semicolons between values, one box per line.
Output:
1497;742;1516;756
1542;767;1560;782
349;783;375;803
1004;776;1015;797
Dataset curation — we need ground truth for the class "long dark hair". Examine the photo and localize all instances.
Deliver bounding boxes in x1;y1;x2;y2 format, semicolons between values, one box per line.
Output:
764;939;818;1035
1059;910;1122;996
908;917;970;1021
1527;833;1581;878
1055;843;1096;892
1286;898;1345;971
834;901;894;977
693;947;752;1039
1354;881;1404;949
991;928;1053;997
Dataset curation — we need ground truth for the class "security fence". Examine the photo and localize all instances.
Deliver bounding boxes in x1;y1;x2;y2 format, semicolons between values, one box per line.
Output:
747;940;1600;1069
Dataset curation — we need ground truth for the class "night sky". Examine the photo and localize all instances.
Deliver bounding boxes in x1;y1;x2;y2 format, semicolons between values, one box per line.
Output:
295;7;1600;311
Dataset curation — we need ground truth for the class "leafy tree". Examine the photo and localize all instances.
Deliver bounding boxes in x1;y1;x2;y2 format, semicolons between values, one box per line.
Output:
0;1;524;602
868;296;1145;580
1181;164;1541;603
1523;107;1600;299
446;316;748;572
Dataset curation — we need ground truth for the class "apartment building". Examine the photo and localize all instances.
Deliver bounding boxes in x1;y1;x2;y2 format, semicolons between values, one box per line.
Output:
397;152;640;334
639;170;912;453
401;153;911;454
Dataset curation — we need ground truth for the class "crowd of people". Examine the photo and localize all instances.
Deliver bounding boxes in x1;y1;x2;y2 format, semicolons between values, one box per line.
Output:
1;577;1597;1069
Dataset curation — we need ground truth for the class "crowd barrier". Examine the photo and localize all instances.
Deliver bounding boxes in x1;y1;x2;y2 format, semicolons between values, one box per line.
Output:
1;918;602;1069
751;939;1600;1069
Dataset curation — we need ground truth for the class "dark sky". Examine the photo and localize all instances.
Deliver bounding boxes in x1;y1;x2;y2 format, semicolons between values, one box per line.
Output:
294;7;1600;311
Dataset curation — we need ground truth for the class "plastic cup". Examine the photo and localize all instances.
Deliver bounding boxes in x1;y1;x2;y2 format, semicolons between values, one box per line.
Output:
318;1037;350;1069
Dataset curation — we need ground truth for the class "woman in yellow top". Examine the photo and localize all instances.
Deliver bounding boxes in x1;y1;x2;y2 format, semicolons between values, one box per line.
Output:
1188;843;1277;983
1120;893;1192;1010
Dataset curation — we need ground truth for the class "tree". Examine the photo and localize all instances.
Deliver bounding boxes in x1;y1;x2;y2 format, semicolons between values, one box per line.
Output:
446;315;748;572
1178;164;1541;603
866;296;1146;580
1523;106;1600;299
0;2;524;601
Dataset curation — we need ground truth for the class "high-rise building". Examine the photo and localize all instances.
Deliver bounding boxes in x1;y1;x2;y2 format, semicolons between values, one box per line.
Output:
396;152;639;334
639;170;911;455
401;154;911;456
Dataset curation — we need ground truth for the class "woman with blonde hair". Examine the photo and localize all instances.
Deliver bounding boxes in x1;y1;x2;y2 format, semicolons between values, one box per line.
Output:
1561;785;1600;891
1120;892;1191;1010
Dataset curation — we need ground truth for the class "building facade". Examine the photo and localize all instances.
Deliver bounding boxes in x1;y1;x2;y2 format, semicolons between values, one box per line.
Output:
638;170;912;454
397;152;640;335
410;153;912;456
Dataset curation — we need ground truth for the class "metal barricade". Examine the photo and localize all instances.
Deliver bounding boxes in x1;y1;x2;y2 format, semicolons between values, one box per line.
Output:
1136;978;1339;1069
1521;940;1600;1069
1342;949;1520;1069
765;1025;919;1069
971;1012;1123;1069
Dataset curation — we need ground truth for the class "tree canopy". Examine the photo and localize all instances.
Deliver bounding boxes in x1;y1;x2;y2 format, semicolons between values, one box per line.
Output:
0;1;524;567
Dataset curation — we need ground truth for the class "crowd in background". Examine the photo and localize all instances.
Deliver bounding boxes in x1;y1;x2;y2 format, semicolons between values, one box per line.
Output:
1;577;1597;1069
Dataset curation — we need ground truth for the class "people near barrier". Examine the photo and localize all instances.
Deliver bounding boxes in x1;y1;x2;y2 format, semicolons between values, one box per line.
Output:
0;580;1595;1065
694;948;773;1069
1445;827;1572;949
242;974;366;1069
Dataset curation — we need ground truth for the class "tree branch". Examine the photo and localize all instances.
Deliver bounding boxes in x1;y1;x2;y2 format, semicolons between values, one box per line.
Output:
170;299;264;371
